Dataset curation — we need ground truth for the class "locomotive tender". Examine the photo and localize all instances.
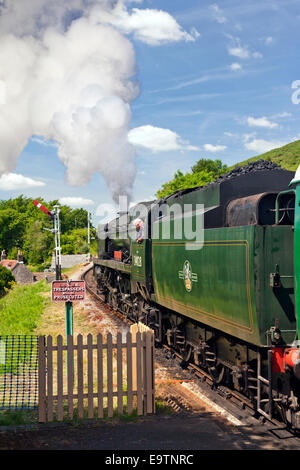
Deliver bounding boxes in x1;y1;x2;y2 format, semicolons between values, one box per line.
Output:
94;161;300;429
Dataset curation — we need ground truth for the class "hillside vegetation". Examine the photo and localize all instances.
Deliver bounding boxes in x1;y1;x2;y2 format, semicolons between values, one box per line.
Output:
229;139;300;171
156;140;299;198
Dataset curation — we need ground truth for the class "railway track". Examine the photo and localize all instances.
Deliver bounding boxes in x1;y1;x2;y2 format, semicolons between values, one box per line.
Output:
81;266;295;434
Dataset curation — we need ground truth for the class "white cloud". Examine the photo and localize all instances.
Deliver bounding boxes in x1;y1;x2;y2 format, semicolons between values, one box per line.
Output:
0;172;46;190
247;116;278;129
229;62;242;71
128;125;199;152
243;132;256;142
210;4;227;24
190;27;201;40
274;112;291;118
224;131;239;138
244;138;287;154
228;46;249;59
98;5;200;46
265;36;273;45
59;197;95;207
227;37;262;59
203;143;227;152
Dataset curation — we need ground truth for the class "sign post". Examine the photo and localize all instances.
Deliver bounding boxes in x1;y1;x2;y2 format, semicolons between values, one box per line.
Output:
65;301;73;338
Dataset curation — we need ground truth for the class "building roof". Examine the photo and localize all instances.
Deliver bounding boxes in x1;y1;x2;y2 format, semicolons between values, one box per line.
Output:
1;260;18;270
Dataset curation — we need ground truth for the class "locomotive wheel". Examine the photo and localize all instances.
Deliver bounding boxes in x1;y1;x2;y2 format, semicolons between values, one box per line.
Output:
180;344;192;369
107;291;118;310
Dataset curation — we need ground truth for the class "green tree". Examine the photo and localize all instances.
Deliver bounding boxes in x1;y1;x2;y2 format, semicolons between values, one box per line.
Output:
156;158;228;199
60;228;90;254
0;196;95;267
191;158;228;175
58;207;89;233
0;209;26;254
0;265;15;297
23;220;53;265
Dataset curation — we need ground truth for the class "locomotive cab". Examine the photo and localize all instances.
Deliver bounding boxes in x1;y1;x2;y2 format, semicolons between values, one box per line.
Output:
276;167;300;375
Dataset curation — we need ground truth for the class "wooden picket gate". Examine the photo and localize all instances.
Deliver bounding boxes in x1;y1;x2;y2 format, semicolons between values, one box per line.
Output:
38;330;155;423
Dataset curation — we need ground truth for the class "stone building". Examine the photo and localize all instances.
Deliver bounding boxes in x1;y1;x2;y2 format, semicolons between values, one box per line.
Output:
0;250;35;284
50;253;87;269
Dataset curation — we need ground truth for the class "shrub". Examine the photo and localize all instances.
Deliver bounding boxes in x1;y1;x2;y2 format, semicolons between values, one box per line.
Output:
0;265;15;297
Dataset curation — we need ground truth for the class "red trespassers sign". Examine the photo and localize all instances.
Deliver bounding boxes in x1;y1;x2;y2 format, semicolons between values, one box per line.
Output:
52;280;86;302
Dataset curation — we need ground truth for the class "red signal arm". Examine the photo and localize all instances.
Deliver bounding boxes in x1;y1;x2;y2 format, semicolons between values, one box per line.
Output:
33;200;53;218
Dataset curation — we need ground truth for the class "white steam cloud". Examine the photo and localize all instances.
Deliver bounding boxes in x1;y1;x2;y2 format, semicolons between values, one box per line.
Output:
0;0;139;202
0;0;199;202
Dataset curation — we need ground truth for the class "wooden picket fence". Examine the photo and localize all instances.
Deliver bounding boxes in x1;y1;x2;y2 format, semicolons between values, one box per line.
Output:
38;330;155;423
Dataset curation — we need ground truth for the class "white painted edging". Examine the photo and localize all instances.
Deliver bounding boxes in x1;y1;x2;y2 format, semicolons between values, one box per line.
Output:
181;381;244;426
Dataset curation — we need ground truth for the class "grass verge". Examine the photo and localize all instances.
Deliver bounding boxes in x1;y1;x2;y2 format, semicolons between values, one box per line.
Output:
0;281;50;335
0;409;38;427
0;400;173;428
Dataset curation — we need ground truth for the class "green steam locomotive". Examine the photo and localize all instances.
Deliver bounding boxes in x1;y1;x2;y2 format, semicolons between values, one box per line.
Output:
94;161;300;429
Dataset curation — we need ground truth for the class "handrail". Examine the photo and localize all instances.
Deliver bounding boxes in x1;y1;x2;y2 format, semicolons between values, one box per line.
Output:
275;189;295;224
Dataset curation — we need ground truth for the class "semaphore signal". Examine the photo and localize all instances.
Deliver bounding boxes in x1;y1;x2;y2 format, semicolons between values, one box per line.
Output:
33;200;54;219
33;200;61;280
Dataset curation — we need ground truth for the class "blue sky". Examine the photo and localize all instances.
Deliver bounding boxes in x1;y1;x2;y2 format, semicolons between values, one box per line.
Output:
0;0;299;225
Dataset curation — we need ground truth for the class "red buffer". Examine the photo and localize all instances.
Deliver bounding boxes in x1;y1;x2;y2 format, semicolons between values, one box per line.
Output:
33;200;54;218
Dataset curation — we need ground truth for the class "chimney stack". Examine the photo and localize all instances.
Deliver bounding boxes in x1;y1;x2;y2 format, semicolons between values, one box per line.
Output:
17;250;24;264
1;250;6;261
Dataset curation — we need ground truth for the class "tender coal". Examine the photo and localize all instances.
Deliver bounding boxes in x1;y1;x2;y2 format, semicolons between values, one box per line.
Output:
211;159;282;185
160;160;283;202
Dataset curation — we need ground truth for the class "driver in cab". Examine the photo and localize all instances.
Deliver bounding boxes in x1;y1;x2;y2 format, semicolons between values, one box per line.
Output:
133;218;144;244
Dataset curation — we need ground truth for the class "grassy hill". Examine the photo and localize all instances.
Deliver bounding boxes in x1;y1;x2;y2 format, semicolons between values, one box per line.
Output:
230;140;300;171
156;140;299;198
